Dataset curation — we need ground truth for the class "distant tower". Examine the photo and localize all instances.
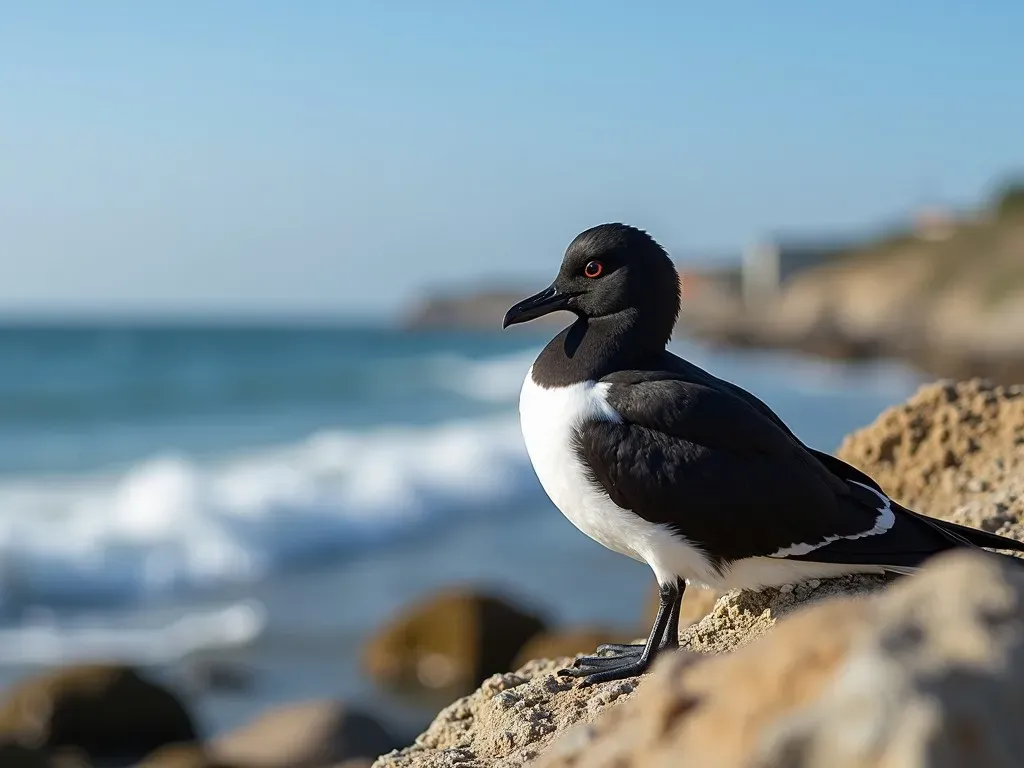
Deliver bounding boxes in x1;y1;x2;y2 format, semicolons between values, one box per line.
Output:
742;240;781;306
912;178;956;241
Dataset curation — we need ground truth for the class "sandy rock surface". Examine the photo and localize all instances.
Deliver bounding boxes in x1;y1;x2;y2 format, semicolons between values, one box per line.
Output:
837;379;1024;530
372;659;639;768
540;551;1024;767
677;574;892;655
372;574;890;768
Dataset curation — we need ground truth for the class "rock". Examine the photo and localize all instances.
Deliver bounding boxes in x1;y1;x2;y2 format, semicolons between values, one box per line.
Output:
373;574;886;767
837;379;1024;520
371;660;640;768
0;742;54;768
677;573;892;655
511;628;629;671
684;210;1024;384
756;553;1024;767
0;664;197;765
211;700;400;768
138;743;235;768
362;588;547;699
537;551;1024;767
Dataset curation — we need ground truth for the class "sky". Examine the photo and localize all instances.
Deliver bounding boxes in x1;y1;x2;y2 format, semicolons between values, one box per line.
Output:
1;1;1022;318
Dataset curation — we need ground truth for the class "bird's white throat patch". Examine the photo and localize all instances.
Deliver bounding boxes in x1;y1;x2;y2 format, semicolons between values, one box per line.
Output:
520;370;622;544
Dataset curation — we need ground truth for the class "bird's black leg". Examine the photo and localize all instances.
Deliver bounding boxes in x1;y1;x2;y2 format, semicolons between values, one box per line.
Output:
573;578;685;665
558;579;682;685
662;576;683;649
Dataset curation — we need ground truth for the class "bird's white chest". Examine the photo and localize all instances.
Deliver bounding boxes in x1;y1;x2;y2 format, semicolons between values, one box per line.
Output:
518;368;649;561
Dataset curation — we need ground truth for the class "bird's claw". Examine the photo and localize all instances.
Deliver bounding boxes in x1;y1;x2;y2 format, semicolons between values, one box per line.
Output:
594;642;645;656
557;649;652;684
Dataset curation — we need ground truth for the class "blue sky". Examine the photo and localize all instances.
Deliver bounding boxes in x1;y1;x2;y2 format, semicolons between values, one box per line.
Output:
1;2;1021;317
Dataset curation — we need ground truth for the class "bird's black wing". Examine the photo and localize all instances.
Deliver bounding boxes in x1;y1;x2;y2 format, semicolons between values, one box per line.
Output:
808;447;1024;554
687;340;1024;559
573;375;940;570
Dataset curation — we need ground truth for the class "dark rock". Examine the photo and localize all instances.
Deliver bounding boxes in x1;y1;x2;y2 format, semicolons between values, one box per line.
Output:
211;700;399;767
0;741;53;768
138;743;239;768
0;664;197;765
362;588;547;699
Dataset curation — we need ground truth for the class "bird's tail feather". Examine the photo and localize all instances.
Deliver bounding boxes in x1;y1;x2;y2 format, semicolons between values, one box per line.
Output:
915;512;1024;553
897;504;1024;568
878;564;919;577
806;448;1024;567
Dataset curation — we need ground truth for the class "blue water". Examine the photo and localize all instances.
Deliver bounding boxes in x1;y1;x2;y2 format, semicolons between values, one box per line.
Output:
0;323;927;735
0;325;528;475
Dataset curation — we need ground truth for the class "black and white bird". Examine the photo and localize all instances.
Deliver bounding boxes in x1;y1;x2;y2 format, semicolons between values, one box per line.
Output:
502;222;1024;685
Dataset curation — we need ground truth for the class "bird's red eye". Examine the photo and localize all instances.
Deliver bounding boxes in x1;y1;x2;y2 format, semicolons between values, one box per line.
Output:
583;260;603;278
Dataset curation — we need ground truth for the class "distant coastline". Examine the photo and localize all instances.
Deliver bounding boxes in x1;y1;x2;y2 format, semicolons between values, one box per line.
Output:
404;186;1024;384
401;287;567;332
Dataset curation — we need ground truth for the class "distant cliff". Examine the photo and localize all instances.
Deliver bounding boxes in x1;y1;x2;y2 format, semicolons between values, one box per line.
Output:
684;183;1024;383
402;288;542;331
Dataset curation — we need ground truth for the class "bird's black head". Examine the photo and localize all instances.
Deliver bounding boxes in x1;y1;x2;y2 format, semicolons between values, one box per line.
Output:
502;223;680;344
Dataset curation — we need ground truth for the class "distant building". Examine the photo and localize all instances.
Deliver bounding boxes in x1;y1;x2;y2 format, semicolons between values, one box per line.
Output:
740;206;969;306
741;237;854;305
678;270;704;300
676;263;743;301
911;205;959;241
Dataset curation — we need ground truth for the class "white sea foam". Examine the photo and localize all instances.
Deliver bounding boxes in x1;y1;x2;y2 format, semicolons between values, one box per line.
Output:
0;414;537;609
0;600;266;665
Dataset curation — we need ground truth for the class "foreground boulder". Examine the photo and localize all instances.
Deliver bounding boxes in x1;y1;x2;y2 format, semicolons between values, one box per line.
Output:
373;553;1022;767
0;664;197;764
362;588;546;700
210;700;400;768
538;550;1024;767
372;574;888;767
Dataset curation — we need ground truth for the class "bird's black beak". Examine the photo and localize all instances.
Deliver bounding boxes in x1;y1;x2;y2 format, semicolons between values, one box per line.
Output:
502;284;569;329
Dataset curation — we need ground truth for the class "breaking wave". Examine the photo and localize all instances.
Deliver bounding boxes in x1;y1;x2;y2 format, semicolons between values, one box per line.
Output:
0;414;539;610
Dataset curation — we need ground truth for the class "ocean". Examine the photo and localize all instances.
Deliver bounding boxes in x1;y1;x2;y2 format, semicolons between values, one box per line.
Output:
0;323;926;737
